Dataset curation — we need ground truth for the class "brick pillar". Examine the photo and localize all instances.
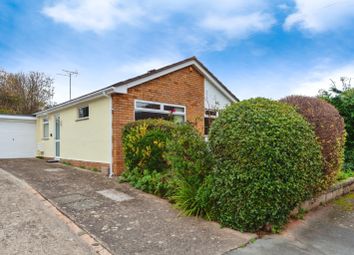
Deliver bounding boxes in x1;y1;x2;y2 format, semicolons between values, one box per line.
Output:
111;94;134;175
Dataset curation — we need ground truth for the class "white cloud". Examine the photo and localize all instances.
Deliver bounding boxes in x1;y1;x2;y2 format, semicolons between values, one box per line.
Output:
201;12;276;39
284;0;354;32
291;62;354;96
42;0;276;41
42;0;145;32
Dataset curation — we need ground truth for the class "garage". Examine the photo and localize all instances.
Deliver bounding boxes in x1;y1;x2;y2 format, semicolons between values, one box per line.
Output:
0;114;36;158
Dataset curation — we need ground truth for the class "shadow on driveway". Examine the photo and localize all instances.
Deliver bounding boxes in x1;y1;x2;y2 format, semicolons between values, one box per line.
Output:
0;158;256;255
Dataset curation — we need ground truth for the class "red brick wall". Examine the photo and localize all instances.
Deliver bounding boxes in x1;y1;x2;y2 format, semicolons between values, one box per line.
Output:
112;66;205;175
60;159;110;173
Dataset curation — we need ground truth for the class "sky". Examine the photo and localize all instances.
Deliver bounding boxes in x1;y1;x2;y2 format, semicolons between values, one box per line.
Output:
1;0;354;103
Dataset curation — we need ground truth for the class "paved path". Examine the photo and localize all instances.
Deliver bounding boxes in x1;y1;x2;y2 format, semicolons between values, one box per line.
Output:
0;168;96;255
227;193;354;255
0;159;255;255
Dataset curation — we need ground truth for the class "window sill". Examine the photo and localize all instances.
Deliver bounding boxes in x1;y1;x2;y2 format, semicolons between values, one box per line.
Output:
42;137;49;141
76;117;89;122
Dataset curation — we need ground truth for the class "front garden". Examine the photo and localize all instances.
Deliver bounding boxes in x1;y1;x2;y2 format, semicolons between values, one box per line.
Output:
120;96;348;233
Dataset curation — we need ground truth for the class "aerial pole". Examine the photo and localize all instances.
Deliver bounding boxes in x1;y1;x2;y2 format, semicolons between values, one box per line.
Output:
57;69;78;100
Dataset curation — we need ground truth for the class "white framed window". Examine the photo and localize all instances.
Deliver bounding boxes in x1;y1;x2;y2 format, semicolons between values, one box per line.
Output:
78;106;89;119
204;109;218;135
43;117;49;139
134;100;186;123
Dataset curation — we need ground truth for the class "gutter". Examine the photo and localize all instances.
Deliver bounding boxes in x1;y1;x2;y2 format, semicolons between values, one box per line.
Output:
0;114;36;121
35;87;115;116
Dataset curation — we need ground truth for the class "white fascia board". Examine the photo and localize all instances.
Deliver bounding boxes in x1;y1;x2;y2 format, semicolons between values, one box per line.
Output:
0;114;36;121
112;60;195;94
35;87;114;116
114;86;128;94
113;60;237;102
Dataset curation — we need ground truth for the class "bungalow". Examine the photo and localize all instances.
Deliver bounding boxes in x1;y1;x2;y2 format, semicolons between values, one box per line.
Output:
35;57;238;176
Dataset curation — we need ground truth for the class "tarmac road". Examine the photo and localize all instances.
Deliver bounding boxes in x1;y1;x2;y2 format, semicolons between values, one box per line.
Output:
227;192;354;255
0;168;96;255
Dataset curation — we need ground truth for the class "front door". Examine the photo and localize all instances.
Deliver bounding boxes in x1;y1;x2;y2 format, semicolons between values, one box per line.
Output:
55;115;60;159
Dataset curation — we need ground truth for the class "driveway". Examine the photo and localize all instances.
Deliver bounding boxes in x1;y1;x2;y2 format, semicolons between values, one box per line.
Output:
227;193;354;255
0;158;255;255
0;168;96;255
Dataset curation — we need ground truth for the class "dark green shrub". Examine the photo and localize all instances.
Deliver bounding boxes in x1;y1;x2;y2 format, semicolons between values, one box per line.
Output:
121;119;177;197
344;149;354;171
209;98;324;232
166;124;214;218
280;96;346;189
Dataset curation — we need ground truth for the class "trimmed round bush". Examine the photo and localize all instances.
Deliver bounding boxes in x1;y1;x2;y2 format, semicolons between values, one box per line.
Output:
209;98;324;232
280;96;346;189
166;123;214;218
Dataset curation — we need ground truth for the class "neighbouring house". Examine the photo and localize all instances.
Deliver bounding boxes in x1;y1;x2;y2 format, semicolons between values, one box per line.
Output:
11;57;238;176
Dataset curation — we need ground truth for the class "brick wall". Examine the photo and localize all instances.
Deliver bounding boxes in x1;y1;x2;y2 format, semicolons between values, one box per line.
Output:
60;158;110;173
112;66;205;175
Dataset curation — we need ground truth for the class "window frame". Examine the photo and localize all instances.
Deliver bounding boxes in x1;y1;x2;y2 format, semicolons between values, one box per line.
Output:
134;99;186;122
205;109;219;118
42;117;49;139
77;105;89;120
204;109;219;136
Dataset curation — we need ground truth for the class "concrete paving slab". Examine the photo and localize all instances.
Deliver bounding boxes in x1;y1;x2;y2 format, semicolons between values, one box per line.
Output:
64;199;103;211
44;168;64;172
0;158;256;255
97;189;134;202
54;194;88;204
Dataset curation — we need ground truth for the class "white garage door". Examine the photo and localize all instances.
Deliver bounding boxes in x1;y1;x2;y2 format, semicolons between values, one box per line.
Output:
0;115;36;158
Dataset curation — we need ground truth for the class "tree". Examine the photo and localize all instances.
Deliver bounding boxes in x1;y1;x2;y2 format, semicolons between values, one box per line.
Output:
319;77;354;170
0;69;54;114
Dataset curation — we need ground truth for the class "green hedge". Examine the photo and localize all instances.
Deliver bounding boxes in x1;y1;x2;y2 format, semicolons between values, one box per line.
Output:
209;98;324;232
121;100;327;232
